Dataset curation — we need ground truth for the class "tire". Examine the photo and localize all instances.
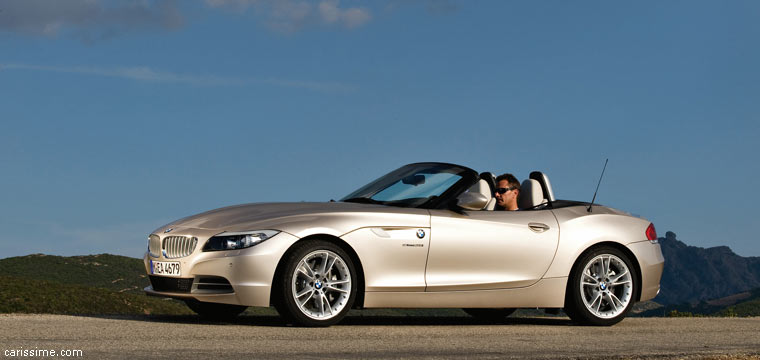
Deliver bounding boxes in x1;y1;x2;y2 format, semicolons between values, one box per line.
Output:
565;246;637;326
185;299;247;320
273;240;358;327
462;308;516;320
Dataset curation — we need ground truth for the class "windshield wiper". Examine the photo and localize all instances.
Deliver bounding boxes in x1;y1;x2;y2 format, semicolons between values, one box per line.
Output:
341;197;384;205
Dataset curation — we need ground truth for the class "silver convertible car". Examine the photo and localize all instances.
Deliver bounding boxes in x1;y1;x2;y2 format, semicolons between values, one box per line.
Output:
144;162;664;326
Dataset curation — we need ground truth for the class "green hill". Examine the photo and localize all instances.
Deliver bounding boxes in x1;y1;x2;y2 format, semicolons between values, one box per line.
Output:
0;253;149;294
0;253;193;316
0;275;191;315
714;288;760;317
637;287;760;317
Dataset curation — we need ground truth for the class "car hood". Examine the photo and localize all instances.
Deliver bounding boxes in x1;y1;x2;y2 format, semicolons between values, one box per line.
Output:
153;202;426;233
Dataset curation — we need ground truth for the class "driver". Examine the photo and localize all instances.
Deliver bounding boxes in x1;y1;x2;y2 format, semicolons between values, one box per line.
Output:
494;173;520;211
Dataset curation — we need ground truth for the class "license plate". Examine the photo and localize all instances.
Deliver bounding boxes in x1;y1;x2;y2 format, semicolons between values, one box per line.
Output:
151;260;181;277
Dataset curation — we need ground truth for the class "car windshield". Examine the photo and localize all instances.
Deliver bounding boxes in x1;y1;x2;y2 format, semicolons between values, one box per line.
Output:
341;163;476;208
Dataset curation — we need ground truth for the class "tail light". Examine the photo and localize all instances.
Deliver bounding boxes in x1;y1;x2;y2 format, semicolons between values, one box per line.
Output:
646;223;658;243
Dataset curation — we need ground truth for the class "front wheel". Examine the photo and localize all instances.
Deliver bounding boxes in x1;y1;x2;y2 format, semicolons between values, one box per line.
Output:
565;246;637;326
273;240;357;327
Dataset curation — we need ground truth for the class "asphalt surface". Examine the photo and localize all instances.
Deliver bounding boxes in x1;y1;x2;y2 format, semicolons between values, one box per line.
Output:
1;314;759;359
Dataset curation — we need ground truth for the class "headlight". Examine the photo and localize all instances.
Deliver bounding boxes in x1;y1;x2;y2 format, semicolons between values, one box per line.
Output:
202;230;280;251
148;234;161;257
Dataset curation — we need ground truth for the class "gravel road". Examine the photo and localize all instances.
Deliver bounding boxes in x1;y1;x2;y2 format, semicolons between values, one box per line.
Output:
1;314;759;359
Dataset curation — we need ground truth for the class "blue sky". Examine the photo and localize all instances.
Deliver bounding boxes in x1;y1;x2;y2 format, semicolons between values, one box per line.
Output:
1;0;758;258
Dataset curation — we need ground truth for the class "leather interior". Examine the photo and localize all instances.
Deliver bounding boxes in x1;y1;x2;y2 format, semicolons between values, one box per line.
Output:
519;179;548;210
478;172;496;210
485;197;496;211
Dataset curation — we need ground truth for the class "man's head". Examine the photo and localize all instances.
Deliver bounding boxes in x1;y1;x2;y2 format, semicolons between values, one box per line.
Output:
494;173;520;211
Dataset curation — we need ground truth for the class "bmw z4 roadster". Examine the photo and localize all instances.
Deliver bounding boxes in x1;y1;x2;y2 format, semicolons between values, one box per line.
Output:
144;162;664;326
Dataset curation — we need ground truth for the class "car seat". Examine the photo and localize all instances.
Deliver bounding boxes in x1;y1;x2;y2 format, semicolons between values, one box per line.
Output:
519;179;548;210
478;172;497;210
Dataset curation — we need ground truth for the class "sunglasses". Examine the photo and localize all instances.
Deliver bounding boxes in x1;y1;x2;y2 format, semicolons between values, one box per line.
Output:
495;187;516;194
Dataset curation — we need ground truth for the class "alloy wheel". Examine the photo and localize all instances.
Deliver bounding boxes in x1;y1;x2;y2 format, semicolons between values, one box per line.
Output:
291;249;352;320
579;254;633;319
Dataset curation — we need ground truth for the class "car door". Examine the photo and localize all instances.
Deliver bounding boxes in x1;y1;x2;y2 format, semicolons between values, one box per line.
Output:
425;209;559;291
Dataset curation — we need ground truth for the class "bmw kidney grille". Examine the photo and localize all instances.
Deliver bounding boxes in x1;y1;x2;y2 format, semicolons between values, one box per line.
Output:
162;236;198;259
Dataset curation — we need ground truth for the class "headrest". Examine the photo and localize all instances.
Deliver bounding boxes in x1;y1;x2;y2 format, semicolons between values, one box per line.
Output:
479;172;496;193
519;179;547;210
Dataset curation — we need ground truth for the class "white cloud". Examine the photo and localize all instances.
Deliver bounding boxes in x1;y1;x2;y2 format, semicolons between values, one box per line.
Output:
0;63;236;85
0;0;372;40
341;7;371;28
320;1;370;28
0;0;184;42
0;63;355;92
319;1;342;23
206;0;371;32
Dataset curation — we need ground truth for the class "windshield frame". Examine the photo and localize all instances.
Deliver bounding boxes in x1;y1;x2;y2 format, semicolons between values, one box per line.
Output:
341;162;478;209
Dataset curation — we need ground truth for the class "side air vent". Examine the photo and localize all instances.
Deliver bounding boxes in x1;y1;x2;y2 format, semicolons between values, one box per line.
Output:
193;276;234;294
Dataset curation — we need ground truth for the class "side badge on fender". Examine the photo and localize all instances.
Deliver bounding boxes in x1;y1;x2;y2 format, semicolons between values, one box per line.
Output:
416;229;425;239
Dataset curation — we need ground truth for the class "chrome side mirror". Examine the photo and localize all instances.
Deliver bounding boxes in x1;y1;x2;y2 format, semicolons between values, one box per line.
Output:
456;192;488;210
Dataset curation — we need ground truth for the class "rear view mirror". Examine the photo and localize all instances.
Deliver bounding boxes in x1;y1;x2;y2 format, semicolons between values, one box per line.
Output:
402;174;426;186
456;192;488;211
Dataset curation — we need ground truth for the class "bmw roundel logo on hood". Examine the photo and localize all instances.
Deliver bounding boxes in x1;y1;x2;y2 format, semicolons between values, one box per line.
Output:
416;229;425;239
164;228;174;233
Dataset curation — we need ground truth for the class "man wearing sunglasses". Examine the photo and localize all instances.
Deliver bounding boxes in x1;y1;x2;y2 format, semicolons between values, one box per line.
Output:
494;173;521;211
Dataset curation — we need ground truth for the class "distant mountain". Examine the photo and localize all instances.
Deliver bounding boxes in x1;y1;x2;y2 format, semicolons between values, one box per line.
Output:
654;231;760;305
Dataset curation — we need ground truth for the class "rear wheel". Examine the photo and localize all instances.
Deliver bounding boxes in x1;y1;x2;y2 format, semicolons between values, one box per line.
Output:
185;299;247;320
462;308;516;320
273;240;357;327
565;246;636;326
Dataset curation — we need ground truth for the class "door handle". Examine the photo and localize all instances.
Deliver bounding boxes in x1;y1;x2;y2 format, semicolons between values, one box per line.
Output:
528;222;550;233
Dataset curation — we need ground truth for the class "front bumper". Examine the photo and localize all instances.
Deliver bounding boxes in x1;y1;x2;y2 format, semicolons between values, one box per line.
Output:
144;229;299;307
